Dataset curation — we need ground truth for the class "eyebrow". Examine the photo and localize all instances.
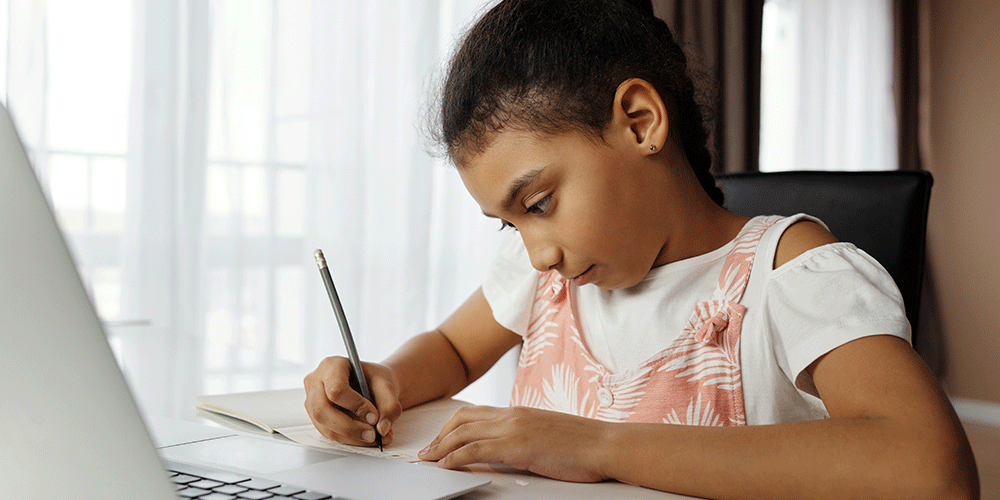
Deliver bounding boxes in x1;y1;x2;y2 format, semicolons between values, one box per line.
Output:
481;168;545;219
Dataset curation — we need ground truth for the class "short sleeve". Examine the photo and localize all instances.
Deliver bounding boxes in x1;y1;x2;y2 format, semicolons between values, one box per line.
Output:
763;242;911;397
482;230;541;337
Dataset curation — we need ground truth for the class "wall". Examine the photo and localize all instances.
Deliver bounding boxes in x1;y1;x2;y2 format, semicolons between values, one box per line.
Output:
924;0;1000;404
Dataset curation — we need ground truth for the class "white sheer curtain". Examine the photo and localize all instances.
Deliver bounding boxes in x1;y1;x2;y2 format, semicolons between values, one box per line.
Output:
759;0;898;172
2;0;515;418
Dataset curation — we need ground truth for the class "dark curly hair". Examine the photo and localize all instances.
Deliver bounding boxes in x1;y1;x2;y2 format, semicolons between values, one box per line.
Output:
438;0;722;205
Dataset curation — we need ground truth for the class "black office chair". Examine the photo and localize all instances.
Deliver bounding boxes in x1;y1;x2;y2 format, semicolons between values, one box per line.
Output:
715;170;933;342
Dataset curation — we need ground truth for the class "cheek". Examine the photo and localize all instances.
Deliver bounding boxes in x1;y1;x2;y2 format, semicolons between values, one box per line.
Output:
556;190;621;252
566;184;661;270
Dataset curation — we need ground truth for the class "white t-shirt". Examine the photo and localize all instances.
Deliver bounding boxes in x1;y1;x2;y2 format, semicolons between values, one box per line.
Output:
482;214;911;425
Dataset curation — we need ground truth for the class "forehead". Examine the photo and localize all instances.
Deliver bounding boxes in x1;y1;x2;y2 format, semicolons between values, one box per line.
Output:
454;130;556;208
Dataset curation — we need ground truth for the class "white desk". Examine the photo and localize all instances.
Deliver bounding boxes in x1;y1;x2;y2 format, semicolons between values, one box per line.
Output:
453;463;697;499
155;411;697;500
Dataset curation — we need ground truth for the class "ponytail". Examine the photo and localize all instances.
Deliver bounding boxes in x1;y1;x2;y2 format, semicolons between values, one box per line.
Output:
642;4;725;206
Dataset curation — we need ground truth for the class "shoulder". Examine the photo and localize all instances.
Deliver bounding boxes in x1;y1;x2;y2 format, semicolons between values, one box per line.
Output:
772;219;839;270
491;229;537;277
483;229;541;337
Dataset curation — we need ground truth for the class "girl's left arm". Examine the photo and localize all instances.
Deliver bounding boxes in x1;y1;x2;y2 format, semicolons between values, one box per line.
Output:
609;333;979;499
419;334;979;499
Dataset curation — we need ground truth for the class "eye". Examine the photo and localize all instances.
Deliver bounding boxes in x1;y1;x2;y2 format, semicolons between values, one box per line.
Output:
526;195;551;215
499;220;517;231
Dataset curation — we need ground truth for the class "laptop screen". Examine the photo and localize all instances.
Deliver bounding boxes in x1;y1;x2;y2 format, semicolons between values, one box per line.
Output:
0;104;178;499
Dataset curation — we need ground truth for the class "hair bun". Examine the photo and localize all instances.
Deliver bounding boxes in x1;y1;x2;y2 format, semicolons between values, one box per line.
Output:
621;0;655;17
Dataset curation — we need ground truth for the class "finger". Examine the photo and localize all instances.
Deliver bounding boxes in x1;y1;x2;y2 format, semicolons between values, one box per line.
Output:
304;384;381;446
368;373;402;438
437;438;507;471
320;357;379;426
380;427;394;447
427;406;500;447
419;415;503;462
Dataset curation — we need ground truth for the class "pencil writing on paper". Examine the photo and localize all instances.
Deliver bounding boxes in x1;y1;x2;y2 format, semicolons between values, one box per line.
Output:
314;249;383;452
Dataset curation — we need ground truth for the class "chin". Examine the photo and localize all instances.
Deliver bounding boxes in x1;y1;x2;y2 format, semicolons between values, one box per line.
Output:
595;274;644;291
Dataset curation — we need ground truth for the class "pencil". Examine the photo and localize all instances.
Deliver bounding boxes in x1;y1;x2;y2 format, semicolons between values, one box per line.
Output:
313;249;382;451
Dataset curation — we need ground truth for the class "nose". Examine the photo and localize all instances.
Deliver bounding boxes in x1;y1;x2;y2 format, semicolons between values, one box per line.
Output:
521;230;562;272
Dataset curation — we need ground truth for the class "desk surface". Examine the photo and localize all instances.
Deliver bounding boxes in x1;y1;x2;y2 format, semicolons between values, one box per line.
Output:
453;463;697;499
159;411;696;500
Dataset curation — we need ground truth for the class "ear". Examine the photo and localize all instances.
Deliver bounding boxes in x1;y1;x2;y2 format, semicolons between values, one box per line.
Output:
611;78;669;156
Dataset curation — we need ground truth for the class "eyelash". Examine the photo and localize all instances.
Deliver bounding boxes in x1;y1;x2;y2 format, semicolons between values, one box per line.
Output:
527;195;551;214
499;195;552;231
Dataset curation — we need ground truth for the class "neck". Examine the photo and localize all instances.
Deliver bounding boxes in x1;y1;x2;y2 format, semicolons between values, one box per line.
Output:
651;164;749;268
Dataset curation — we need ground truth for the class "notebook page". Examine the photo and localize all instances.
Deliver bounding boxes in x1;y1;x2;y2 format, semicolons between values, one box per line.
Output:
197;388;309;433
276;398;470;462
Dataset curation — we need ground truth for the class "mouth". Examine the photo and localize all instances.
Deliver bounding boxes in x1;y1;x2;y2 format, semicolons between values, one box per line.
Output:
570;265;595;287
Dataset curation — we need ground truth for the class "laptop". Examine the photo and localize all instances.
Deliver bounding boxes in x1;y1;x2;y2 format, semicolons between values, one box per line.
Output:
0;103;489;500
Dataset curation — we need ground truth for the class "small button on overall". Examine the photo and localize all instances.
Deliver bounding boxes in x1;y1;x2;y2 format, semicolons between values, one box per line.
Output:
597;387;614;407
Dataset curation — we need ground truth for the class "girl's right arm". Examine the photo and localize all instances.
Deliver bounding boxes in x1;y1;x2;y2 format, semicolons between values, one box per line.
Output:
303;287;522;447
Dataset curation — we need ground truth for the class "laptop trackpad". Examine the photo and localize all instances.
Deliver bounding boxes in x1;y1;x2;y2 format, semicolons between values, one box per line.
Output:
161;435;345;475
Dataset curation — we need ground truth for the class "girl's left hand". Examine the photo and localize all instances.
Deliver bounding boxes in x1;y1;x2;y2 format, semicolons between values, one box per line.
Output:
417;405;611;483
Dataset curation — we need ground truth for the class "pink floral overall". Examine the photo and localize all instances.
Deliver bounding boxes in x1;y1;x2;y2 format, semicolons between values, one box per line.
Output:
510;216;781;425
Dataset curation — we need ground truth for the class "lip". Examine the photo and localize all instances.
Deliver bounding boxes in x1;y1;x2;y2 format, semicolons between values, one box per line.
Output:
570;265;595;287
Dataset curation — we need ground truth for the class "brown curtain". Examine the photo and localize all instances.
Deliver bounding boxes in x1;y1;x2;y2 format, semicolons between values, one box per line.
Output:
651;0;765;174
894;0;922;172
894;0;943;375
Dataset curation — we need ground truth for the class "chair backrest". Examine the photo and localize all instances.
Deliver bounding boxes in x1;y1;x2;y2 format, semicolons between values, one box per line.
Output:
715;170;933;337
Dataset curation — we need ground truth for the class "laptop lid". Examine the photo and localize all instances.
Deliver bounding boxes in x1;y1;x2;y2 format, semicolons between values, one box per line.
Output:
0;105;178;498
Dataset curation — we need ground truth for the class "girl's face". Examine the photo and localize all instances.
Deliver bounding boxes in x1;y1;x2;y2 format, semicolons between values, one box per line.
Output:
457;128;677;290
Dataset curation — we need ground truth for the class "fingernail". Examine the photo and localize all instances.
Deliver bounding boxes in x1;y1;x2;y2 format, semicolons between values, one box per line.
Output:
362;430;375;442
366;413;377;425
418;445;430;456
378;420;391;435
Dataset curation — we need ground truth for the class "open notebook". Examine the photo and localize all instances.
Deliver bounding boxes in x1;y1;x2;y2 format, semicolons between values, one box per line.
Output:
197;389;471;462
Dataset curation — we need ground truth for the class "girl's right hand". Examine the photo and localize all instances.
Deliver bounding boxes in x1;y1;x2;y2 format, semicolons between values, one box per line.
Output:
303;356;403;447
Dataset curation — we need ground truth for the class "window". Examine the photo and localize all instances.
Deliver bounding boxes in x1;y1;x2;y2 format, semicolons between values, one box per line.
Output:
4;0;133;330
759;0;897;172
2;0;512;418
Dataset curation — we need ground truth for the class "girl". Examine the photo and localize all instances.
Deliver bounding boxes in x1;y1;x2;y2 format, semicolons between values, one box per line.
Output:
304;0;979;498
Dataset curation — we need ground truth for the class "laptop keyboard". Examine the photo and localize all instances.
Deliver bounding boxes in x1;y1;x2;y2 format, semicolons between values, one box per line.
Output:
164;459;342;500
